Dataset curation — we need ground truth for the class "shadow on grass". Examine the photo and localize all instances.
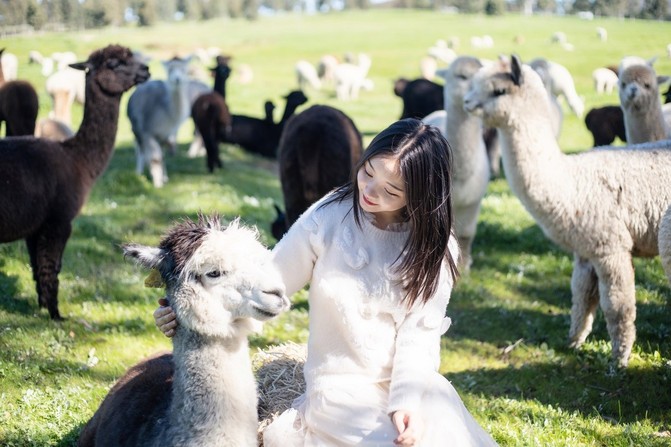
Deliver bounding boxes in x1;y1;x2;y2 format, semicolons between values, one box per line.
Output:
0;269;33;317
448;356;671;426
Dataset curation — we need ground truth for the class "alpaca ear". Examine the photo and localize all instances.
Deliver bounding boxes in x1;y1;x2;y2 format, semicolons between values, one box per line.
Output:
122;244;165;270
69;61;91;72
510;54;523;86
657;75;670;86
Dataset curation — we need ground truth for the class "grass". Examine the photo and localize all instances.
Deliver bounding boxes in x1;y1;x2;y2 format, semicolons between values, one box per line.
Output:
1;10;670;446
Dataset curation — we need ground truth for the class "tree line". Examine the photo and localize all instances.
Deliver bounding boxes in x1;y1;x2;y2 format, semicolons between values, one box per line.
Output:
0;0;667;31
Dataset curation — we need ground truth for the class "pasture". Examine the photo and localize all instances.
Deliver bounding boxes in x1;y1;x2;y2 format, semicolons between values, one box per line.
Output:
1;10;670;446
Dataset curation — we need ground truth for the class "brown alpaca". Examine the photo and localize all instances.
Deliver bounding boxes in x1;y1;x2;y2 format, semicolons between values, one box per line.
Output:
274;104;363;239
0;48;39;137
0;45;149;320
191;55;232;172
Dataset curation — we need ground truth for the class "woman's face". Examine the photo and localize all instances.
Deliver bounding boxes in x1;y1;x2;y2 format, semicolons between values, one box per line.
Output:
357;156;407;227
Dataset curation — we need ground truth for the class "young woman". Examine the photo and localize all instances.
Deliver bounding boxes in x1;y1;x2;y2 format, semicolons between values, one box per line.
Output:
154;118;498;446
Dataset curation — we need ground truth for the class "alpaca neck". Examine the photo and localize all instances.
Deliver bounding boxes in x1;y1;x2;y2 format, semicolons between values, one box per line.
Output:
67;79;122;181
279;102;298;126
213;76;228;99
165;327;257;446
496;97;573;224
168;81;190;123
626;103;669;144
445;100;487;178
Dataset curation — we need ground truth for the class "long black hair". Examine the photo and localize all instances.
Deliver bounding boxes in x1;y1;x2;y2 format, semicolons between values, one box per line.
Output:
323;118;459;307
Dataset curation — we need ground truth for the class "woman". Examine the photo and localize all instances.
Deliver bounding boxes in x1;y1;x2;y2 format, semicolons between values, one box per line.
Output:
155;118;498;446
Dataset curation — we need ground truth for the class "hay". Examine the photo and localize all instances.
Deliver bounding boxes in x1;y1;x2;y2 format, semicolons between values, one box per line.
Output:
254;341;307;444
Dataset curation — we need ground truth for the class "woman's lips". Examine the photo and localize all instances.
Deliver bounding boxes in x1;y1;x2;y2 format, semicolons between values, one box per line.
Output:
362;194;376;206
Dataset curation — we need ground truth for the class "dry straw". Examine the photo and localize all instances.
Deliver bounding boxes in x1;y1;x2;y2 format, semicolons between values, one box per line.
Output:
254;341;307;444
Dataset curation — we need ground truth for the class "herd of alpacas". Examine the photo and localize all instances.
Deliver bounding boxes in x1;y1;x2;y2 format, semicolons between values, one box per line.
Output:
1;37;671;444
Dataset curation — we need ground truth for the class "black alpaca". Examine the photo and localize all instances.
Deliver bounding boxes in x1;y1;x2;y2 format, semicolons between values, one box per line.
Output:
0;45;149;319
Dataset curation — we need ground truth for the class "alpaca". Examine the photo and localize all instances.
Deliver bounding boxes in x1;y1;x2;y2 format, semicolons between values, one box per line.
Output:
394;77;443;120
529;57;584;118
295;60;321;90
274;105;363;239
592;67;618;94
584;105;627;147
429;56;490;271
317;54;338;87
127;55;194;188
34;118;74;141
618;63;671;144
0;50;18;81
191;56;233;172
0;45;149;320
220;90;308;159
463;54;671;367
333;53;372;101
0;48;39;137
77;215;290;447
45;66;86;127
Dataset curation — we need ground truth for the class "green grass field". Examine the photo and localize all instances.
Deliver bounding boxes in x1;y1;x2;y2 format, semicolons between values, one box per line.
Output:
1;10;670;446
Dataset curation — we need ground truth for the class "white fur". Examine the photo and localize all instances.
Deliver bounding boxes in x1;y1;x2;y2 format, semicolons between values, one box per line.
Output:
334;53;372;101
127;56;194;188
430;56;490;271
592;67;618;94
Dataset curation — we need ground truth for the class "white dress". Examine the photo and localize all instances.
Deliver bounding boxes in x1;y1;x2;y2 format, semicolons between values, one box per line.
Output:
264;196;498;446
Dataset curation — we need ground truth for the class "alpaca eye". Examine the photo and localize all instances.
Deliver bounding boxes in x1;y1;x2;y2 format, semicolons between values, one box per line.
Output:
206;271;221;278
107;59;121;69
493;88;506;97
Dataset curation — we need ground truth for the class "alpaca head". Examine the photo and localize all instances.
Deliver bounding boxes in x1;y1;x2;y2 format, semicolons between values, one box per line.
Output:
123;215;290;339
618;64;667;113
69;45;150;95
437;55;483;107
210;55;232;82
162;55;192;88
284;90;309;109
463;54;547;128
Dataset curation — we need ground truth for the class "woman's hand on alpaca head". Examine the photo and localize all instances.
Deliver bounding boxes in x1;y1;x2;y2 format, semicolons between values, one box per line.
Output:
154;297;177;338
392;410;423;446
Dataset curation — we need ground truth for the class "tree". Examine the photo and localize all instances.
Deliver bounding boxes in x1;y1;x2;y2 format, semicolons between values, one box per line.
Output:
484;0;504;15
640;0;667;19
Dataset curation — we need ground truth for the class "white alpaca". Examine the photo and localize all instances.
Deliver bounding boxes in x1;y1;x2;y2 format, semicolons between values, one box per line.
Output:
45;67;86;126
419;56;438;80
428;39;457;64
334;53;372;101
317;54;339;86
592;67;618;94
295;60;321;90
0;51;18;81
78;216;290;447
618;63;671;144
427;56;490;271
529;57;584;118
463;55;671;367
127;55;194;188
596;27;607;42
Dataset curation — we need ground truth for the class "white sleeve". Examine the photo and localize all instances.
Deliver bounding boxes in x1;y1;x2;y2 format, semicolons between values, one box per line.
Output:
270;201;327;297
387;264;453;414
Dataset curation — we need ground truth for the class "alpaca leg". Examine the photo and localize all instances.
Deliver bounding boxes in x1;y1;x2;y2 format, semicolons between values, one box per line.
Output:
187;130;205;158
568;255;599;348
658;206;671;283
592;253;637;367
453;203;481;273
27;224;72;320
145;138;166;188
134;141;146;176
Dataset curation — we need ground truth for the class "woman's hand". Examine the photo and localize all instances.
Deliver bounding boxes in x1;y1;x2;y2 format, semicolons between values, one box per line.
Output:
153;297;177;337
391;410;424;446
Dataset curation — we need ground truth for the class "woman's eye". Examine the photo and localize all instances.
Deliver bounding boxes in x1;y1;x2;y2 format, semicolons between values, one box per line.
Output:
385;189;398;197
206;271;222;278
364;169;372;177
